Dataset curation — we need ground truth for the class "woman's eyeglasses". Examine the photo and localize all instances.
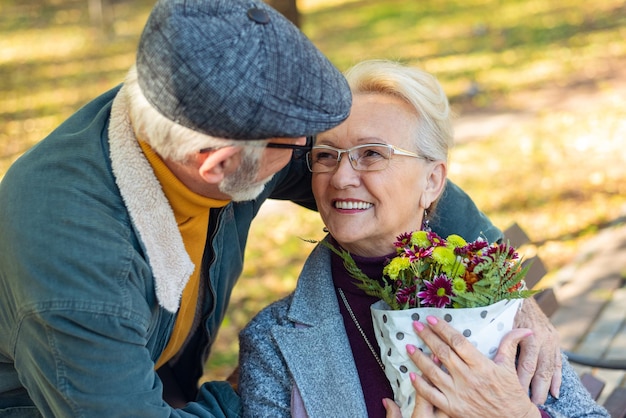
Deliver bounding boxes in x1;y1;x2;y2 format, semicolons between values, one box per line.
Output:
306;143;429;173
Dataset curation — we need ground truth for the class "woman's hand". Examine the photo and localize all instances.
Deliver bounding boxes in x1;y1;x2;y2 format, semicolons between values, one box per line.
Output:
383;396;450;418
514;298;562;403
406;316;541;418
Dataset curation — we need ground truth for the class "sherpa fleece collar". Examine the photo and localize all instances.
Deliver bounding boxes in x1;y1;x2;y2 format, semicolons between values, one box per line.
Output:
108;86;194;313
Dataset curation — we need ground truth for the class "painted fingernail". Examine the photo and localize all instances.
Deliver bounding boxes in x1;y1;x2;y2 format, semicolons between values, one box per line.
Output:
410;372;417;382
426;316;438;325
413;320;425;332
406;344;416;355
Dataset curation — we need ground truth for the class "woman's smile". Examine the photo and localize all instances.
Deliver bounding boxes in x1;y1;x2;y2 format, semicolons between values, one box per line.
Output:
333;199;373;210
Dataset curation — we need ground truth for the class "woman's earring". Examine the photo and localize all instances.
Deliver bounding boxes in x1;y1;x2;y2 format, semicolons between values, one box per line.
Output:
421;209;431;232
323;226;329;233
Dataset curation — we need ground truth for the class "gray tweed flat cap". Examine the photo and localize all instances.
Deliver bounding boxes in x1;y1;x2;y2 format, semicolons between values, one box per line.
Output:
136;0;351;140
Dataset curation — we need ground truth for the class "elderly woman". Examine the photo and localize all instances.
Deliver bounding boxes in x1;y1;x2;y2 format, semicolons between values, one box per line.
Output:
238;60;607;418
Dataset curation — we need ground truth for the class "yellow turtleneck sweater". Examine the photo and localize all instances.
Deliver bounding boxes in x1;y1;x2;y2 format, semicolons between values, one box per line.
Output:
138;141;230;370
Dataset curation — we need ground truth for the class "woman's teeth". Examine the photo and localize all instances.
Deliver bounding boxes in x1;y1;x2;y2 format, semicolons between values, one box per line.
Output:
334;201;372;210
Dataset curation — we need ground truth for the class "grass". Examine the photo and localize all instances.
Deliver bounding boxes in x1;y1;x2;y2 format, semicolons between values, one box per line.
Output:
1;0;625;381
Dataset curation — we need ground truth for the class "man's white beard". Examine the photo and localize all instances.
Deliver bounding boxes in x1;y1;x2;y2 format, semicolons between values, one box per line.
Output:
220;177;271;202
218;148;273;202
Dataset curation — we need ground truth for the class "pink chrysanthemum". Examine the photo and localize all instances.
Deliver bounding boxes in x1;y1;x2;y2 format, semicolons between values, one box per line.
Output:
396;284;417;306
403;246;433;263
393;232;413;249
485;242;518;260
417;274;453;308
455;239;489;256
426;231;447;247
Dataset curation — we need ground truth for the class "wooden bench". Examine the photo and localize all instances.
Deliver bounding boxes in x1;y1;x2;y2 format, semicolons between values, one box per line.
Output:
504;223;626;418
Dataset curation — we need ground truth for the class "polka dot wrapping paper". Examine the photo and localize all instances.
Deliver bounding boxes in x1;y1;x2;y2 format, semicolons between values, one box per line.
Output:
371;298;523;417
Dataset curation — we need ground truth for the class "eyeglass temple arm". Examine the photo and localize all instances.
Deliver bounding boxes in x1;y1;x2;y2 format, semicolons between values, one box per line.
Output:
259;136;314;150
200;136;313;154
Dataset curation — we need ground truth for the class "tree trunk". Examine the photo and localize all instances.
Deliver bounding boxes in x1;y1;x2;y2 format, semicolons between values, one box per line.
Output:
263;0;300;28
88;0;115;35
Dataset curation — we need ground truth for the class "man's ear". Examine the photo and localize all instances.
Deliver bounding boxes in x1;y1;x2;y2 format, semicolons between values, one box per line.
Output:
420;161;447;209
198;146;242;184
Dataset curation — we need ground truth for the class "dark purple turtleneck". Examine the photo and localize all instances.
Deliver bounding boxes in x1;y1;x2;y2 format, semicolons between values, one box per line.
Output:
330;246;395;418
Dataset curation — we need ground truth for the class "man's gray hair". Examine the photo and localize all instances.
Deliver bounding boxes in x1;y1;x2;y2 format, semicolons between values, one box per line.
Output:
124;65;264;163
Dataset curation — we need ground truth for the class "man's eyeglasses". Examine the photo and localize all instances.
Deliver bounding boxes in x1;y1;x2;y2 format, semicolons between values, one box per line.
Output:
199;137;312;160
306;143;430;173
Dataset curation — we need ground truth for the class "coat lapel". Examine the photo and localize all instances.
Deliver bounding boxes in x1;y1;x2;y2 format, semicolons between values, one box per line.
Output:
108;86;194;313
271;243;369;417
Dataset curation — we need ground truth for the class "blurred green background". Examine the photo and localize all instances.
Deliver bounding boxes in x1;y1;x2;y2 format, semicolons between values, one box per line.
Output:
1;0;625;381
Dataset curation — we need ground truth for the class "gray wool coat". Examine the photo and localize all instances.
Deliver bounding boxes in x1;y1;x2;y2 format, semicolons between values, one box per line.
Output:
238;243;609;418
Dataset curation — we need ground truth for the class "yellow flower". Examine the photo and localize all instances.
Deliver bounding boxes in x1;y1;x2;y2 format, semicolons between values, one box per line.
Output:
446;234;467;249
383;256;411;279
452;277;468;294
410;231;431;248
431;246;456;266
444;260;465;279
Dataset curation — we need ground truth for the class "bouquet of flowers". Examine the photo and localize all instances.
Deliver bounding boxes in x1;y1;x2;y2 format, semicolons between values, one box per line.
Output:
329;230;536;417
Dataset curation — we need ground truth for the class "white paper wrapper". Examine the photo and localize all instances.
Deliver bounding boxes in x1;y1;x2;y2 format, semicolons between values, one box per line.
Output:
371;298;523;418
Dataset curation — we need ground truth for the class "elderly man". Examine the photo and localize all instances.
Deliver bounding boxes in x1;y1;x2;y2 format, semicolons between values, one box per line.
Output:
0;0;559;416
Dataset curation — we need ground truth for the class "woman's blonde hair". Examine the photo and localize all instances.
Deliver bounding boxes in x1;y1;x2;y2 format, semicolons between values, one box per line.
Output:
344;59;453;162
